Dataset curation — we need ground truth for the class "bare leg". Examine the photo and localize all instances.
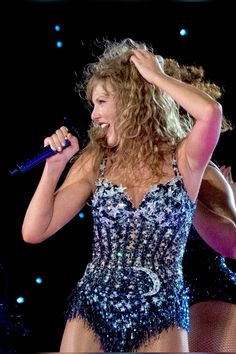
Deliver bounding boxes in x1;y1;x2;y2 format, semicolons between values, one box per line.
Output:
189;300;236;352
137;327;189;352
60;318;103;352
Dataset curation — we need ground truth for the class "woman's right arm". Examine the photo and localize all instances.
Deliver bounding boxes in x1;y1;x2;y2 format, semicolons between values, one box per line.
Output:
220;165;236;201
193;163;236;258
22;127;94;244
193;200;236;258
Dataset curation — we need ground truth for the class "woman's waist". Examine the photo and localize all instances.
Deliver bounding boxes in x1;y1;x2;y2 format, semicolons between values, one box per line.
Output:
77;264;186;307
83;257;184;290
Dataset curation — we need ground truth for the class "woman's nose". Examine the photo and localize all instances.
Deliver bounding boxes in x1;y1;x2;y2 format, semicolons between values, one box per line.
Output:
91;108;99;122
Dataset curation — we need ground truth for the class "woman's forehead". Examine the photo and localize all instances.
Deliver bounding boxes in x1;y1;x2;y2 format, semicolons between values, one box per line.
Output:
92;80;115;98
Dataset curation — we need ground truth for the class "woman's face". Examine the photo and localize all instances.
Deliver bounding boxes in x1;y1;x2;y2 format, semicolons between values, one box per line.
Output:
91;81;118;147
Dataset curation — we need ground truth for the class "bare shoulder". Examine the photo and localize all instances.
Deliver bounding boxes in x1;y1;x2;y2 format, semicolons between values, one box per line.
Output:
195;162;236;223
199;162;235;206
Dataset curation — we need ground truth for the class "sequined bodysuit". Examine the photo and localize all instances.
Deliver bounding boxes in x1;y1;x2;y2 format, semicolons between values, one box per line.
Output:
66;157;196;352
183;226;236;306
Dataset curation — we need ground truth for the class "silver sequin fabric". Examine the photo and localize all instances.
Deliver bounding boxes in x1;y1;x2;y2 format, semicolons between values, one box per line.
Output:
66;158;196;352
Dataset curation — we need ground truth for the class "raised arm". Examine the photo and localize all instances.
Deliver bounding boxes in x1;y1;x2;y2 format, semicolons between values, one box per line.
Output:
22;127;94;244
193;163;236;258
130;49;222;200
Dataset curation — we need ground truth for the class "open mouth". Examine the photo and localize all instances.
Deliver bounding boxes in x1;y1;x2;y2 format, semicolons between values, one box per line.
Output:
93;123;110;131
99;123;110;129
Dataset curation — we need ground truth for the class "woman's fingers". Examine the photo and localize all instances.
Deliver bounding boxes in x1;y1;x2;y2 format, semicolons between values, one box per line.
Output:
44;126;69;151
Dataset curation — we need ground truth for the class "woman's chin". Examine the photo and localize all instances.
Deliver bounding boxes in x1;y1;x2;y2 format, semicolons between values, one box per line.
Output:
106;135;117;147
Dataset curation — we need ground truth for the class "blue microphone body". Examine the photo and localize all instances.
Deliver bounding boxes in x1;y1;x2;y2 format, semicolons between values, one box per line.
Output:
9;139;71;176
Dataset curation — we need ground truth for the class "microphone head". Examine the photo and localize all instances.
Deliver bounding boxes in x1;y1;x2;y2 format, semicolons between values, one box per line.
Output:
9;167;21;176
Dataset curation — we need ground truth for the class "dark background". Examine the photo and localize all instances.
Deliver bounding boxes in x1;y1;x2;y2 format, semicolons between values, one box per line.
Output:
1;0;236;352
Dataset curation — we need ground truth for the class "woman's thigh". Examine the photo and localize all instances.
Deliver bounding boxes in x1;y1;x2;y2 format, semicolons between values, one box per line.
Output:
189;300;236;352
137;326;189;352
60;318;103;352
60;319;189;352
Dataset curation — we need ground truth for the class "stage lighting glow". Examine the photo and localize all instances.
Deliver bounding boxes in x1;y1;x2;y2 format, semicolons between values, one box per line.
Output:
180;28;188;36
35;277;43;284
55;25;61;32
79;212;85;219
56;41;63;48
16;296;25;304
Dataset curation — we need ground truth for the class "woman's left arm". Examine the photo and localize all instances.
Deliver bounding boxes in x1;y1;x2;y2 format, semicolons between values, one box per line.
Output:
130;49;222;173
152;71;222;172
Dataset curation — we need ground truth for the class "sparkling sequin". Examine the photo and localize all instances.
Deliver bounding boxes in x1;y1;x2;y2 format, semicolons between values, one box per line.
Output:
66;157;196;352
132;266;161;296
183;226;236;306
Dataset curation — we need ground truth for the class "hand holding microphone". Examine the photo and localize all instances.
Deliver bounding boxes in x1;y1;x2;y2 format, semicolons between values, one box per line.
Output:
9;125;82;176
43;126;80;163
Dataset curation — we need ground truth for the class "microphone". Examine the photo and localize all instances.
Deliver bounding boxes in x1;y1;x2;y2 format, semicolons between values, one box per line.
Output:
9;121;88;176
9;139;71;176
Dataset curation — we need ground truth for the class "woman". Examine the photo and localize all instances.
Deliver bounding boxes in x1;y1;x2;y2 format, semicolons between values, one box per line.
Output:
22;38;222;352
172;61;236;351
183;163;236;352
183;160;236;352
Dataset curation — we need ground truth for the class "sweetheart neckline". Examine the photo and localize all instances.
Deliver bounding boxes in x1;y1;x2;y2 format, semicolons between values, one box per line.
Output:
96;176;184;211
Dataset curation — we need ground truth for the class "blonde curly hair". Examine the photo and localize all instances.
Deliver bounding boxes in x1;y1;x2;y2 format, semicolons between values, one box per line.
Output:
75;38;192;180
73;38;232;180
164;58;233;133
